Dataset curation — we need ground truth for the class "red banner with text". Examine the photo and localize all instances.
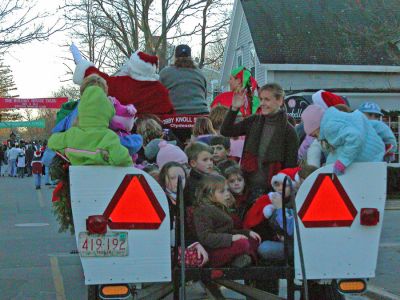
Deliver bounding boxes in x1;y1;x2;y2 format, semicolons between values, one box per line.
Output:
0;97;68;109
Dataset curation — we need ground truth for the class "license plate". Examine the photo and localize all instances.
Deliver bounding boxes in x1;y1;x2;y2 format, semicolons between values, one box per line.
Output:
78;232;128;257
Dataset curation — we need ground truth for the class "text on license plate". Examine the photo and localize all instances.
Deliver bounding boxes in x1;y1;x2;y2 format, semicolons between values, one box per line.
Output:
78;232;128;257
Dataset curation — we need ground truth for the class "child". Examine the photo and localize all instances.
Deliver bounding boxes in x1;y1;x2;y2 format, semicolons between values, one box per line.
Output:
252;165;317;261
183;142;214;206
16;152;26;178
302;105;384;175
159;161;209;267
143;164;160;181
191;117;216;144
193;174;261;267
48;74;132;166
210;135;230;164
31;150;43;189
224;165;250;219
156;140;188;170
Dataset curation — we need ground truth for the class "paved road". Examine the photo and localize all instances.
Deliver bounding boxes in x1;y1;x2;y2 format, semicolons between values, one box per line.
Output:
0;176;399;299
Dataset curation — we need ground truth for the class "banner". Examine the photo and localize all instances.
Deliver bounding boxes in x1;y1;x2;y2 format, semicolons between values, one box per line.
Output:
0;119;46;128
0;97;68;109
285;96;313;121
160;114;203;129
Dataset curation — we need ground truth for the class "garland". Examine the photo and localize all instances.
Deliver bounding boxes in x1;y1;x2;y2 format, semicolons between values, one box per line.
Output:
50;154;74;234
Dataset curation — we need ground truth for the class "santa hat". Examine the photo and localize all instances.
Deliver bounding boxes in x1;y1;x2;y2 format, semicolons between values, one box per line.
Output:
117;51;159;82
109;97;137;133
34;150;41;158
271;167;301;188
156;140;188;169
312;90;346;110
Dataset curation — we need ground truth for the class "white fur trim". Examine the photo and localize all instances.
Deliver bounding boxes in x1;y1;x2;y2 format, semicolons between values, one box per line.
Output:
312;90;328;110
263;204;275;218
73;59;95;85
271;173;287;186
295;172;300;183
117;51;159;82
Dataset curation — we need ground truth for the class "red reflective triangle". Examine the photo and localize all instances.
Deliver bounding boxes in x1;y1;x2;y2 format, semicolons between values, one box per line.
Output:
298;174;357;227
103;175;165;229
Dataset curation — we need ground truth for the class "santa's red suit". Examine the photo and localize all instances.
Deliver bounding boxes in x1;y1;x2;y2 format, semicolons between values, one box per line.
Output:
73;51;175;116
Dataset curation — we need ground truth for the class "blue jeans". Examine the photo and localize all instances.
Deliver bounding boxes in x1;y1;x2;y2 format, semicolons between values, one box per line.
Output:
44;166;53;184
34;174;41;187
9;159;17;176
257;241;284;260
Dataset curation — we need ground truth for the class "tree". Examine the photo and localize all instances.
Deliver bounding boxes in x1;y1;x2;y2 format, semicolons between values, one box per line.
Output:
197;0;230;69
0;56;22;122
63;0;233;70
0;0;64;51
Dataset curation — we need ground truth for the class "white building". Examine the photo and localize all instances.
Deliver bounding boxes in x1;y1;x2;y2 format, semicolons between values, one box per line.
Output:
220;0;400;111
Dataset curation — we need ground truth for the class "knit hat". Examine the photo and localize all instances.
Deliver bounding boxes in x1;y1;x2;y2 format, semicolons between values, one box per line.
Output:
175;44;191;58
34;150;41;158
156;140;188;169
145;138;177;161
271;167;301;188
358;102;383;116
312;90;346;110
118;50;159;81
109;96;137;132
301;105;325;135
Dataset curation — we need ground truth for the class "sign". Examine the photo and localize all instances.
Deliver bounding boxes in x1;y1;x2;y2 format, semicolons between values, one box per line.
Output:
0;97;68;109
284;96;312;121
104;174;166;229
160;114;203;129
78;232;128;257
298;173;357;227
0;119;45;128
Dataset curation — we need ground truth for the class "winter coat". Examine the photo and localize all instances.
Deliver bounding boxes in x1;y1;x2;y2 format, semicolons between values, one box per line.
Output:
48;86;132;166
159;66;208;114
319;107;385;166
193;203;250;249
31;157;43;175
369;120;397;153
183;168;208;206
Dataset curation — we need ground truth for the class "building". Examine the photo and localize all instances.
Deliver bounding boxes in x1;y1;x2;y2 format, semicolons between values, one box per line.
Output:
220;0;400;111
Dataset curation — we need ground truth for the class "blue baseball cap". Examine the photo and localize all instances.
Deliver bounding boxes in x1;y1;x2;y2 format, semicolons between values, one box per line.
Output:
358;102;383;116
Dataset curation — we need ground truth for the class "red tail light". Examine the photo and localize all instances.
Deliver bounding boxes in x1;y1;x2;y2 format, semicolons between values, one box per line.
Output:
360;208;379;226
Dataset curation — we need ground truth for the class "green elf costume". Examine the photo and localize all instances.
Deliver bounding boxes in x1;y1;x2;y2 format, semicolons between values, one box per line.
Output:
48;86;132;166
211;66;260;117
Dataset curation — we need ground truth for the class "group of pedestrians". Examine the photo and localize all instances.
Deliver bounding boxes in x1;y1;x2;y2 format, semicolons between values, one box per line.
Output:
0;140;55;189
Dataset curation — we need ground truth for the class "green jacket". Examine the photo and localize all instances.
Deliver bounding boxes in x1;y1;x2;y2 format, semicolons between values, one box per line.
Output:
48;86;132;166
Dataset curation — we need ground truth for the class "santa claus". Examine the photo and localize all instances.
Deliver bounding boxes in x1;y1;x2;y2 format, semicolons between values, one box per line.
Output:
70;44;175;116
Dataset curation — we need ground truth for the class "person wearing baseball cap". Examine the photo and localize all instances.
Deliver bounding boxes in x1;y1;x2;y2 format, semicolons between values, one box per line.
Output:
159;44;208;115
358;102;383;120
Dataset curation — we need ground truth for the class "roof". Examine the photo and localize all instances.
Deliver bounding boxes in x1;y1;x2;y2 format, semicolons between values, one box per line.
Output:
241;0;400;66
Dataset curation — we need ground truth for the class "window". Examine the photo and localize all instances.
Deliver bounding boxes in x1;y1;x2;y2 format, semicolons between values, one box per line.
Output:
236;48;243;67
249;44;256;77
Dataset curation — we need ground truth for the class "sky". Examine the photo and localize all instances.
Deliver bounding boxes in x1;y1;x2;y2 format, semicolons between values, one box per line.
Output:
4;0;230;99
4;0;73;98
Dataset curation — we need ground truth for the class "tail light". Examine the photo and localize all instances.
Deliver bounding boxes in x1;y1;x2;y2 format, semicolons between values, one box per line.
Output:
360;208;379;226
338;279;366;293
100;284;130;299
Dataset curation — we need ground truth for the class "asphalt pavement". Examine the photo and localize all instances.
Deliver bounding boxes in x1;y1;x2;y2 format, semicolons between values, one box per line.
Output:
0;176;399;299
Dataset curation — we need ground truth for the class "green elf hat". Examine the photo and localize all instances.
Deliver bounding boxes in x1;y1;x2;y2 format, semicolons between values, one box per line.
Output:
231;66;258;93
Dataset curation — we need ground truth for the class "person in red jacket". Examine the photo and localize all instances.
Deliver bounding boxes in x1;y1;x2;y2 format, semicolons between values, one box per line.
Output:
70;44;174;116
31;151;43;190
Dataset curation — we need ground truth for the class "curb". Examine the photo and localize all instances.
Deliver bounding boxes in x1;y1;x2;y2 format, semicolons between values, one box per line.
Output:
366;285;400;300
